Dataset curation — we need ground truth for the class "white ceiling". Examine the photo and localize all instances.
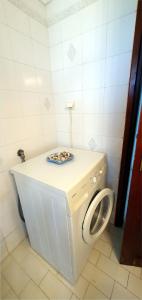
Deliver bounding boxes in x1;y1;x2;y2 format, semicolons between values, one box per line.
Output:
39;0;52;5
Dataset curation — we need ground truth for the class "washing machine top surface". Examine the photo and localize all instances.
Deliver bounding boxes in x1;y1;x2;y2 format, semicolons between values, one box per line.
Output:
11;147;105;193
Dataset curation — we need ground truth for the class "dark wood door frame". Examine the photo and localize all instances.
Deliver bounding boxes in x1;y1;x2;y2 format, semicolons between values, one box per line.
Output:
115;0;142;227
120;105;142;266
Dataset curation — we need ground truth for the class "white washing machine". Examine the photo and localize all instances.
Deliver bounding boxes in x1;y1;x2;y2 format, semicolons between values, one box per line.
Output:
11;147;113;284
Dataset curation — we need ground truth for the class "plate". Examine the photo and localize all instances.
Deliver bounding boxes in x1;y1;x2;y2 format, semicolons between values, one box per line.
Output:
47;152;74;165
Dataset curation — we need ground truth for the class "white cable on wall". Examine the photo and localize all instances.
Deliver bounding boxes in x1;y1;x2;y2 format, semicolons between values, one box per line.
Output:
65;101;74;148
69;108;73;148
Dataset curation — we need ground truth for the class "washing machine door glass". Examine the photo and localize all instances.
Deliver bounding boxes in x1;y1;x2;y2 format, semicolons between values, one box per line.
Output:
82;188;113;245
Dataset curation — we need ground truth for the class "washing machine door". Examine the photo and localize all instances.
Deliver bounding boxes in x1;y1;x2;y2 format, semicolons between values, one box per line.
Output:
82;188;113;245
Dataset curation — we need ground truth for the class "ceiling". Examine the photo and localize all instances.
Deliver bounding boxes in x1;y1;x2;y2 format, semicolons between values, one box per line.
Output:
39;0;52;5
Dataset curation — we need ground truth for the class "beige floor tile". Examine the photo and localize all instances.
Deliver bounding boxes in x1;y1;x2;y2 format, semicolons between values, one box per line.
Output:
100;229;111;243
1;256;13;272
11;242;30;264
2;287;18;299
20;238;31;249
1;276;18;299
84;283;108;299
20;238;58;276
94;239;112;257
32;251;58;276
111;282;139;299
40;271;72;299
128;273;142;299
20;253;48;285
97;255;129;287
2;259;30;295
82;262;114;298
57;273;89;298
70;293;79;300
110;249;120;264
89;249;100;266
20;280;48;299
122;265;142;278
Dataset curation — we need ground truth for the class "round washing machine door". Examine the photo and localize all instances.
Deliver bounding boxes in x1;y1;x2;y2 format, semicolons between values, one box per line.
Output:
82;188;114;245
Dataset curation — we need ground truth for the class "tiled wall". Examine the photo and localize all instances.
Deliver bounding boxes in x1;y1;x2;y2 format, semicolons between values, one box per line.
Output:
0;0;56;261
48;0;137;213
0;0;138;260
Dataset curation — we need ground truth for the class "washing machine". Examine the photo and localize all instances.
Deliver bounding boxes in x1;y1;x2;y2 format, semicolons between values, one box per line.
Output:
11;147;114;284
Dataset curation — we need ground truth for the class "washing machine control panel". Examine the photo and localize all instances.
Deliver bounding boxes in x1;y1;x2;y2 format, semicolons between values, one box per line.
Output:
69;160;107;212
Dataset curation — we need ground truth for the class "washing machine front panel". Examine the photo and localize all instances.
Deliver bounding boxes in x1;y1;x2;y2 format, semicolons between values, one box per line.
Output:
82;188;114;245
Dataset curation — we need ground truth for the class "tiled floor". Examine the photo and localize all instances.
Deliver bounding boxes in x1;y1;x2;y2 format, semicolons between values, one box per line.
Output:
1;226;142;300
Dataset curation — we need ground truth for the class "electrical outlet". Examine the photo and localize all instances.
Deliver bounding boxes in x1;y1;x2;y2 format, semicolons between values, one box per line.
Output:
65;101;74;109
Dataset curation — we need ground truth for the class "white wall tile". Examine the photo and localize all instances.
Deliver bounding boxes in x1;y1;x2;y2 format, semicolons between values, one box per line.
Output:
36;69;52;92
83;114;104;137
107;156;121;181
0;171;13;198
83;134;103;152
105;53;132;86
0;194;20;238
103;114;125;138
72;114;83;134
50;44;63;71
0;143;20;172
56;113;70;132
83;60;105;89
63;91;82;114
10;29;34;66
48;22;63;46
0;59;16;90
83;25;107;63
83;89;104;114
20;92;40;116
33;41;50;70
103;137;123;159
81;0;108;33
107;13;136;57
0;0;6;24
57;131;70;147
3;0;30;36
63;36;82;68
52;70;64;93
62;11;82;41
0;24;13;60
38;93;55;114
41;114;56;143
104;85;128;113
30;18;48;46
15;63;37;91
1;117;27;145
0;91;22;118
0;0;56;254
63;66;82;92
108;0;138;22
23;116;43;139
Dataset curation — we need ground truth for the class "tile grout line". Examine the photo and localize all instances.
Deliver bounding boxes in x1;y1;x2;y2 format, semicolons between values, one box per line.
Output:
1;273;20;299
109;279;115;299
81;271;113;299
92;255;129;289
19;277;50;299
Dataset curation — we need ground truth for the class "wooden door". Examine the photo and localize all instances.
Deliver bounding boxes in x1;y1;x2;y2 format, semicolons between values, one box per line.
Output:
115;0;142;227
120;103;142;266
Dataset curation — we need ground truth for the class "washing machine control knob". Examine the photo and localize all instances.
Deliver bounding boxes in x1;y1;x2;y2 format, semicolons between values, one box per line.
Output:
92;176;97;184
